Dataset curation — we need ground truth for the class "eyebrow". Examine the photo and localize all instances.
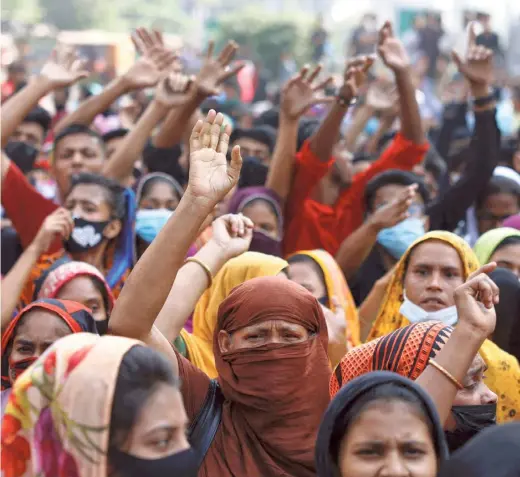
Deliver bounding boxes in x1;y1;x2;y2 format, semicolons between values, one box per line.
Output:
13;338;33;347
143;424;176;439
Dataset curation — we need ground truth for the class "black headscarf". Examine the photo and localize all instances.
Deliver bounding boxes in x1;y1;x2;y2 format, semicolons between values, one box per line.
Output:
315;371;449;477
438;422;520;477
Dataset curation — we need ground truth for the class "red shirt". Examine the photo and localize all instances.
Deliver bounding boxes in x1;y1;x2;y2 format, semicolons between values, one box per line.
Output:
283;133;429;256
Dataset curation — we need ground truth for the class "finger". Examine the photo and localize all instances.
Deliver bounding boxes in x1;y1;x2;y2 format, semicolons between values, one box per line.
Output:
228;145;243;185
139;28;155;50
237;215;245;236
190;119;204;151
300;64;310;81
152;29;164;46
363;55;376;72
205;40;215;59
218;41;238;66
467;21;477;47
219;61;245;82
242;215;254;229
451;50;463;69
307;64;322;84
384;21;394;37
467;262;497;281
201;110;216;148
311;96;335;106
217;123;231;156
228;214;239;236
209;113;224;150
131;32;144;54
313;75;334;91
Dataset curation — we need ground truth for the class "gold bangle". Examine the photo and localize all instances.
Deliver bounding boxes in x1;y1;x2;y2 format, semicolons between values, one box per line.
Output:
428;358;464;390
184;257;213;288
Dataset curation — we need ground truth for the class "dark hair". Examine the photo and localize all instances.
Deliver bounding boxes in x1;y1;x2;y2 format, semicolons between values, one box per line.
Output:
54;124;104;152
230;126;277;154
365;170;430;212
242;197;279;219
297;119;320;151
139;175;182;202
108;345;179;453
23;106;52;136
476;176;520;210
254;108;280;130
494;236;520;254
329;382;435;464
69;173;126;220
102;128;129;144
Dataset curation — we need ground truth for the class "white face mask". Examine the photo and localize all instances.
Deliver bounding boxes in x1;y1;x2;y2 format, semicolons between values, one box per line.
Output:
400;291;458;326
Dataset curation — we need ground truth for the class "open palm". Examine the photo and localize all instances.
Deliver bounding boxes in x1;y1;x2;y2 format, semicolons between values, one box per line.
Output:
188;110;242;207
40;46;88;88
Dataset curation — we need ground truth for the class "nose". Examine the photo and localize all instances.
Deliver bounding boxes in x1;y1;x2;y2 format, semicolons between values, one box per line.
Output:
380;451;409;477
481;383;498;405
426;270;443;290
70;151;85;168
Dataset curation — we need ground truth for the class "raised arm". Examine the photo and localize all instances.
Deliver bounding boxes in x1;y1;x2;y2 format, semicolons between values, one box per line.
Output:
154;213;253;343
266;65;333;202
152;40;243;149
54;28;174;135
417;263;499;426
2;45;88;148
108;110;242;373
1;208;73;329
377;21;425;144
103;72;193;182
309;55;374;162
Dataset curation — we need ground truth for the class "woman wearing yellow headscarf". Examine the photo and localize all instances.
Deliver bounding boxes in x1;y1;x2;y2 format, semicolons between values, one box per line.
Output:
367;230;519;423
474;227;520;277
287;250;360;348
184;252;287;378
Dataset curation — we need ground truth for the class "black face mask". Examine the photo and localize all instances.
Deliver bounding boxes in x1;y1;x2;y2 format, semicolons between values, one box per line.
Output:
238;156;268;188
109;447;198;477
5;141;38;174
94;318;109;336
445;403;497;452
317;296;329;307
63;217;110;254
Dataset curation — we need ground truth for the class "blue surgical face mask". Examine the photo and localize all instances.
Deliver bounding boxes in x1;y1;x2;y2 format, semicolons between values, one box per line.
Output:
136;208;173;244
399;291;458;326
377;217;425;259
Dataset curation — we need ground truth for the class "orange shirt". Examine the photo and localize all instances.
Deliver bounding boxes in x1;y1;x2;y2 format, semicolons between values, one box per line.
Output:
283;134;429;256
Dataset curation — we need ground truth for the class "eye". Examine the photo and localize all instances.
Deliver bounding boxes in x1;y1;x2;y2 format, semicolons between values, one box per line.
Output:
403;445;426;457
16;344;33;354
355;447;381;457
415;268;428;276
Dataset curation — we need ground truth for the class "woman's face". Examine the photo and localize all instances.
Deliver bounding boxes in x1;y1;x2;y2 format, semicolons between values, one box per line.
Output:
339;400;437;477
55;276;108;322
404;241;465;311
64;184;113;222
120;383;190;459
490;243;520;278
8;310;71;381
241;200;279;239
478;192;519;233
287;261;327;301
139;181;180;211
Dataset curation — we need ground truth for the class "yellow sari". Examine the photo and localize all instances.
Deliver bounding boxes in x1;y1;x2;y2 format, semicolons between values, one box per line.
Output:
368;230;520;423
184;252;288;378
289;250;360;347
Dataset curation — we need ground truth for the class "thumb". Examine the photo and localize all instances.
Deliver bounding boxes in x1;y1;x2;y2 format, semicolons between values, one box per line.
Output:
228;145;243;184
451;50;463;69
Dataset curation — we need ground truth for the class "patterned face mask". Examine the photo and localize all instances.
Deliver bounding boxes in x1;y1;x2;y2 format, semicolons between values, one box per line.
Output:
63;217;109;254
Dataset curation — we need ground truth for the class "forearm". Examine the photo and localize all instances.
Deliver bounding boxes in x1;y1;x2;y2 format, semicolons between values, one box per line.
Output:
152;94;204;149
344;105;374;151
310;102;349;162
102;100;168;182
359;279;388;342
336;221;379;279
395;68;425;144
1;244;41;330
54;77;129;134
1;79;52;148
416;324;483;426
154;239;229;342
265;115;299;202
109;190;212;341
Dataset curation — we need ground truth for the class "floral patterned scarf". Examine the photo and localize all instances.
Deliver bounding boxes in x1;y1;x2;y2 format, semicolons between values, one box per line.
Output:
1;333;140;477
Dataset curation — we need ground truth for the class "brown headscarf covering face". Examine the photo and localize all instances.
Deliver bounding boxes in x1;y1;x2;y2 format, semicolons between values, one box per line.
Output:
205;276;331;477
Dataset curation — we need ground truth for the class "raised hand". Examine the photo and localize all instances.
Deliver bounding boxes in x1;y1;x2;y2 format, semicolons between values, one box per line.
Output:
154;72;194;108
187;110;242;208
368;184;418;231
124;28;177;90
339;55;375;99
366;80;398;114
453;263;499;339
452;22;493;89
40;45;89;88
195;40;244;97
377;21;411;73
211;213;254;259
280;64;334;120
32;208;74;254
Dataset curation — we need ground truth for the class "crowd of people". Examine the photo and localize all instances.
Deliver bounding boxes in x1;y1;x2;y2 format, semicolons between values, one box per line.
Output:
1;17;520;477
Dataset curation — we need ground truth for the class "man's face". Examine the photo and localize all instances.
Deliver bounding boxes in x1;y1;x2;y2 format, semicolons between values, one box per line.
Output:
53;133;105;195
232;137;270;165
11;122;46;151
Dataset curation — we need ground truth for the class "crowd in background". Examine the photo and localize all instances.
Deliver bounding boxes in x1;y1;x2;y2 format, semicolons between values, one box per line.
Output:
1;10;520;477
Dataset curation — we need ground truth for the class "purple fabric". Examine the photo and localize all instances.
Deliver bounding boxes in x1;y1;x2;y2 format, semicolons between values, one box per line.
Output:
503;214;520;231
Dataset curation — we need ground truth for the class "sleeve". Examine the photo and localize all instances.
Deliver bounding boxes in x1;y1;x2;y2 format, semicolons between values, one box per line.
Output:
175;349;211;422
143;141;186;185
427;109;499;231
1;162;60;252
338;132;430;210
285;139;334;221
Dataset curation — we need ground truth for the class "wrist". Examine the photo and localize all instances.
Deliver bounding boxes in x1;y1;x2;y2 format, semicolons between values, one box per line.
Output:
27;241;45;257
470;84;492;99
393;65;412;79
451;321;488;348
116;74;138;94
33;76;56;95
367;217;383;234
183;187;219;216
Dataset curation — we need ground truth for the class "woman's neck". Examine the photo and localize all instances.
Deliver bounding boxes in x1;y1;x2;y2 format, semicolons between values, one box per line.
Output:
71;243;107;274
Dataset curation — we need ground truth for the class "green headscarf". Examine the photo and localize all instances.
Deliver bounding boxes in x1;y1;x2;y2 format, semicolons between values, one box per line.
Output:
474;227;520;265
